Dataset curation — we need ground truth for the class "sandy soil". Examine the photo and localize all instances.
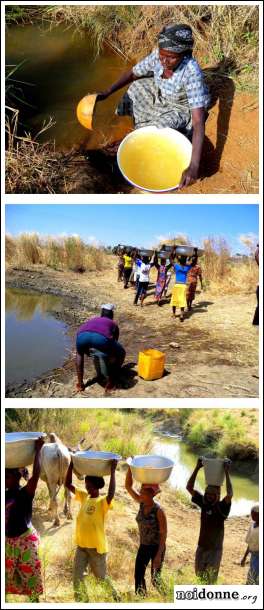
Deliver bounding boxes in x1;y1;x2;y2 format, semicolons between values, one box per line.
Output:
65;91;258;195
5;264;259;398
26;470;252;603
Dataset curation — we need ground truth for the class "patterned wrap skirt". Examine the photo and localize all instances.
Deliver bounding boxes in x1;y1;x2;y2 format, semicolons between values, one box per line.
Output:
5;527;43;596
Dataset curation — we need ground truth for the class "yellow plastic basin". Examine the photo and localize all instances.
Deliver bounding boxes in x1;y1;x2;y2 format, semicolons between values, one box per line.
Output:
117;126;192;192
76;94;97;130
138;349;165;381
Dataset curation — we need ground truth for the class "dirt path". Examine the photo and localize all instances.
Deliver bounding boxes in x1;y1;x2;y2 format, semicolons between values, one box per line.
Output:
30;472;252;603
5;264;259;398
67;91;258;195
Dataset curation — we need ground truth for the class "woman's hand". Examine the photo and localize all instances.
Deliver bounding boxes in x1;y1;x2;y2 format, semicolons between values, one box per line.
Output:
96;90;111;102
35;437;45;452
196;457;203;470
125;465;133;487
111;459;118;473
179;164;199;189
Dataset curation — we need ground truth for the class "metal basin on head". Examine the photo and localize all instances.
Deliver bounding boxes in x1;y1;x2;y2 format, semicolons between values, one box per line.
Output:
127;454;174;484
72;450;121;477
6;432;47;469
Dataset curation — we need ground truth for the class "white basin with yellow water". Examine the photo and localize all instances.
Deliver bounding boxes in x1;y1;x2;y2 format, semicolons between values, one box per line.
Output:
117;126;192;192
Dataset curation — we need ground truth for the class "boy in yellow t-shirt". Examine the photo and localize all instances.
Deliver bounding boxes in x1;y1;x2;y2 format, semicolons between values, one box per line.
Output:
65;459;117;600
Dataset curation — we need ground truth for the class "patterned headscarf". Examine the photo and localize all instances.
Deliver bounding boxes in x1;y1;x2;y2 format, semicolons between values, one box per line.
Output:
158;24;194;54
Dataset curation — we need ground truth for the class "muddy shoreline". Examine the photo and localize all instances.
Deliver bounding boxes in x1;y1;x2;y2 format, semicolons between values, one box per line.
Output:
5;266;259;398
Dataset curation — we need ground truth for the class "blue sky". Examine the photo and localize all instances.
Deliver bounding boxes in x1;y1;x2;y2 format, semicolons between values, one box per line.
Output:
6;204;259;254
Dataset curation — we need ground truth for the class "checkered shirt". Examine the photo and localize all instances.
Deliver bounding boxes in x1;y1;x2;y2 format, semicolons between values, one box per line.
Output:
132;49;210;110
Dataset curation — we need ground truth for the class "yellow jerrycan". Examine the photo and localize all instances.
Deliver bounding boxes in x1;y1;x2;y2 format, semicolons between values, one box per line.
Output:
138;349;165;381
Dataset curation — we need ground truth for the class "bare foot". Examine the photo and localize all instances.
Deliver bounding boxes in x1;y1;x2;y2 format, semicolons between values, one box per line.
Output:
104;380;116;394
76;382;85;392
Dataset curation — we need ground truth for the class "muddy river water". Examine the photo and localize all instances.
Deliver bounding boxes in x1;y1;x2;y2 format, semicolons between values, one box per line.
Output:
154;435;258;517
5;288;71;388
6;23;131;149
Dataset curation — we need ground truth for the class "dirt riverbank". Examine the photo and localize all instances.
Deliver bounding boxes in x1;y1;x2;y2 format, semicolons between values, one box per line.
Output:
5;264;259;398
27;470;253;603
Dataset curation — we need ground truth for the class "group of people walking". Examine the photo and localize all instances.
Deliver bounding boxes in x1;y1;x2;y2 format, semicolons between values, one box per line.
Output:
5;445;259;602
116;246;203;317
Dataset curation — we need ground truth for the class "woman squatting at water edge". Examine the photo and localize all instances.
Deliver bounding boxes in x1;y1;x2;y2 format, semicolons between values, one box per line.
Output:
5;437;45;601
75;303;126;394
6;454;259;600
96;24;210;189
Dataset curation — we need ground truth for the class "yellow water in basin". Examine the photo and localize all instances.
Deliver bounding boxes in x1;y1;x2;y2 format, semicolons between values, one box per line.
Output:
119;132;191;190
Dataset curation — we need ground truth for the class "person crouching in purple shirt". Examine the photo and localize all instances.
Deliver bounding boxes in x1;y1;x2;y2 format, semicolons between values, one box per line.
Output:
75;303;126;394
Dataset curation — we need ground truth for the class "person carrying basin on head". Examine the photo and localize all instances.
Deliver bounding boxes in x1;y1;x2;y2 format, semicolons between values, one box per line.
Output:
241;504;259;585
134;254;155;307
65;458;118;601
123;249;133;289
96;24;210;189
117;250;125;282
186;252;203;310
125;466;167;596
75;303;126;394
252;243;259;326
186;457;233;584
154;252;173;306
170;248;192;321
5;437;45;602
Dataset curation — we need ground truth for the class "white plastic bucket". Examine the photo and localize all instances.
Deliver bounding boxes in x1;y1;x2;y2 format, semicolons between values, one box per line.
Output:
202;457;225;486
117;126;192;192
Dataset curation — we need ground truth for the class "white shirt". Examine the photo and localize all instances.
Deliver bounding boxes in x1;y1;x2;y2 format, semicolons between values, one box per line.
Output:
246;523;259;552
139;263;151;283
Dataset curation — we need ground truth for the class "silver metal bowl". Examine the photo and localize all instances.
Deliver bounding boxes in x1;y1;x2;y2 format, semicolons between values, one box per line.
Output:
175;245;204;257
5;432;47;468
127;455;174;484
72;450;121;477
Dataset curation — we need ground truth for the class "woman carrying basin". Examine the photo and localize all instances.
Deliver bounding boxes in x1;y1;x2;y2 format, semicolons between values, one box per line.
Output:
125;466;167;596
96;24;210;189
170;248;192;321
5;437;45;601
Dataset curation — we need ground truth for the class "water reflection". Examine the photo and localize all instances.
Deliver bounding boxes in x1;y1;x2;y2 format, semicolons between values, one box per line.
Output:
6;24;131;149
6;288;63;320
5;288;71;388
154;437;258;517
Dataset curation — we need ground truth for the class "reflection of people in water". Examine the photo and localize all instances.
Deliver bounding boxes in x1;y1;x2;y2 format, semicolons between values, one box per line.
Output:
252;244;259;326
96;24;210;189
186;458;233;584
241;504;259;584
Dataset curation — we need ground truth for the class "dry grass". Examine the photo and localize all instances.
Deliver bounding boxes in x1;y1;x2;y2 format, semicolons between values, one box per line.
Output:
155;234;258;295
6;5;258;88
5;233;108;273
5;408;153;459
